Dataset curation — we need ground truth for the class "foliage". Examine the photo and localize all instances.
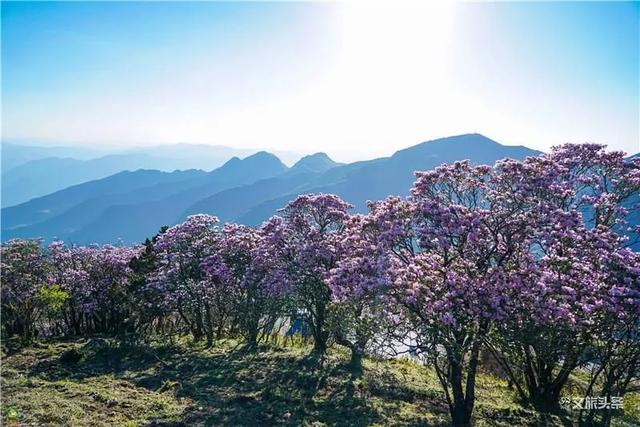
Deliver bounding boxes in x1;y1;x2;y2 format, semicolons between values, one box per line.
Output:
37;284;69;318
1;239;49;342
267;193;353;353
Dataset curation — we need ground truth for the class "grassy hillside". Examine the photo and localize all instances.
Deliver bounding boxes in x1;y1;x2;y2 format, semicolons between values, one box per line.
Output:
2;338;637;426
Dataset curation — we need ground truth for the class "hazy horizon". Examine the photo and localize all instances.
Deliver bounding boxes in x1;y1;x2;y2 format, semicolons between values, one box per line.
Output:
2;1;638;162
0;132;534;163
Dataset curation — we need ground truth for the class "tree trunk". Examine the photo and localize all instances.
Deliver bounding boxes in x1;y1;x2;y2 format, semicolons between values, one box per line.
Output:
311;301;327;354
204;305;214;347
349;350;364;375
216;319;225;340
448;361;472;426
313;333;327;353
246;326;259;350
334;333;364;374
525;346;578;413
247;334;258;350
450;404;472;427
529;384;562;413
205;329;214;348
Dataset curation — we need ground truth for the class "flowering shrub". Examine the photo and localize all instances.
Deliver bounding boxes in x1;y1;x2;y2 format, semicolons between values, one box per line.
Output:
212;224;283;347
150;214;220;345
367;161;536;425
328;213;393;372
485;145;640;413
267;194;353;353
1;239;49;342
46;241;140;336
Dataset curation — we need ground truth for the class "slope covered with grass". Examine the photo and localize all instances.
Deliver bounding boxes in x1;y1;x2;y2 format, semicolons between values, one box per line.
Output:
4;338;637;426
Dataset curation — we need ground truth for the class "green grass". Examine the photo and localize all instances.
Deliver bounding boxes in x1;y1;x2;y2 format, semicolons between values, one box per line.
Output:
0;338;637;426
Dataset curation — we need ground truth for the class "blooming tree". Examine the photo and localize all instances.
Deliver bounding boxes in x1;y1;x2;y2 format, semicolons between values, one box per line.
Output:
47;241;139;335
328;213;391;372
1;239;49;342
371;159;538;426
267;194;353;353
485;145;640;412
199;224;261;346
206;224;283;348
150;214;220;345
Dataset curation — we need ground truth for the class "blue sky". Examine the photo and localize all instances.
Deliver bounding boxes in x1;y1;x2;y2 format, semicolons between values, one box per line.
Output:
2;1;638;161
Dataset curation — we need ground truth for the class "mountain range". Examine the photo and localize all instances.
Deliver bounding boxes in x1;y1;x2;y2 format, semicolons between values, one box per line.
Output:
2;134;541;244
1;142;301;207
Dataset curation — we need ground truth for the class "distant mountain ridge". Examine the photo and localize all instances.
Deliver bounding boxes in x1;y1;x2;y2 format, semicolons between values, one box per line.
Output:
1;142;108;173
2;134;541;244
1;142;302;207
2;151;288;243
2;169;205;231
236;134;539;225
181;152;342;223
3;154;169;207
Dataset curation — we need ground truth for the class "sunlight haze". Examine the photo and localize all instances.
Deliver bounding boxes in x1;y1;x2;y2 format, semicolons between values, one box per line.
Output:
2;1;638;161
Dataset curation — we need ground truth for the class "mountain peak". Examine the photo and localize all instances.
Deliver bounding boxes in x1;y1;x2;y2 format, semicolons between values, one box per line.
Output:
390;133;540;165
242;151;288;169
244;151;280;161
220;156;242;167
290;152;339;174
392;133;502;159
212;151;287;178
416;133;498;148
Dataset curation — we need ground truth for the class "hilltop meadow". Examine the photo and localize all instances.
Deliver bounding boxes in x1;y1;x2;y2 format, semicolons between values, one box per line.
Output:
4;336;639;427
